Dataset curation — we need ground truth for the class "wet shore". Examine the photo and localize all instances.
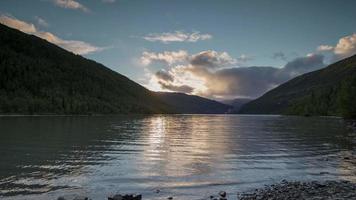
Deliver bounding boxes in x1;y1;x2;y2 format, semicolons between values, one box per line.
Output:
57;180;356;200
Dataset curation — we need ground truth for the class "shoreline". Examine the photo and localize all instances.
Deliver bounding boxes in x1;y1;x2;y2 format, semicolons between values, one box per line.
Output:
237;180;356;200
55;180;356;200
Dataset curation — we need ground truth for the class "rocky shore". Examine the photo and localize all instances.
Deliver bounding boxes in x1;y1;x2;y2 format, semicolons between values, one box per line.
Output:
237;180;356;200
57;180;356;200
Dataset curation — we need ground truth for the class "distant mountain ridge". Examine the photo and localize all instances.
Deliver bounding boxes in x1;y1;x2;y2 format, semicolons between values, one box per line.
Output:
221;98;251;113
0;23;231;114
239;54;356;118
156;92;232;114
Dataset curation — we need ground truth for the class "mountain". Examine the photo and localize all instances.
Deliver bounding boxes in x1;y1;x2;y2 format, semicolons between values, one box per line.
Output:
156;92;232;114
239;54;356;118
0;23;174;114
221;98;252;113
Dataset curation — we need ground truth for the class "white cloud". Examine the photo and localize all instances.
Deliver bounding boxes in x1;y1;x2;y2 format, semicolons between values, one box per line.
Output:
237;54;253;63
143;31;212;43
0;15;36;33
53;0;89;12
334;33;356;58
318;33;356;60
317;45;334;52
140;50;188;66
35;16;49;27
0;15;101;55
190;50;237;68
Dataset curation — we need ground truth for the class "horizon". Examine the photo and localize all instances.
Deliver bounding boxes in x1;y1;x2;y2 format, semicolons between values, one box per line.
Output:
0;0;356;100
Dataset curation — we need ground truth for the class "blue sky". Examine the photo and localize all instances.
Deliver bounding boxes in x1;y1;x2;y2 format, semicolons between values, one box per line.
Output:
1;0;356;99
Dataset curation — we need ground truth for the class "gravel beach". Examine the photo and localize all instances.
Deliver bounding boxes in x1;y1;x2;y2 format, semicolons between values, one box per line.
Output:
236;180;356;200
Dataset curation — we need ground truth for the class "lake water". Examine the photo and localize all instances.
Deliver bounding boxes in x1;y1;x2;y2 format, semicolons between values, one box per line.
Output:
0;115;355;200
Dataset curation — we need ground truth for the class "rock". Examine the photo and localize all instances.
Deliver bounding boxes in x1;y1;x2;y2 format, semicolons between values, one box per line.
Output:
74;197;89;200
167;197;173;200
218;191;226;197
108;194;141;200
57;197;66;200
155;189;160;193
124;194;142;200
319;171;329;175
108;194;122;200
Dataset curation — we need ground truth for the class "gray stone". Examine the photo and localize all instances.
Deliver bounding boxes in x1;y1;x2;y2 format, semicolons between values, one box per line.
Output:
108;194;141;200
108;194;123;200
219;191;226;197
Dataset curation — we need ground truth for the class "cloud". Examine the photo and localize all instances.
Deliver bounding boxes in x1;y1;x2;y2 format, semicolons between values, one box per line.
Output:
144;49;325;99
317;45;334;52
158;81;194;93
280;53;325;77
0;15;101;55
143;31;212;43
272;52;287;61
189;53;324;98
153;68;194;93
318;33;356;61
333;33;356;58
35;16;49;27
190;50;237;68
237;54;253;63
155;70;174;82
0;15;36;33
140;50;188;66
143;34;356;99
197;66;282;98
53;0;89;12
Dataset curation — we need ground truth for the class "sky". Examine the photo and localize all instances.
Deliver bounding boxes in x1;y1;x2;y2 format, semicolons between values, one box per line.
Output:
0;0;356;100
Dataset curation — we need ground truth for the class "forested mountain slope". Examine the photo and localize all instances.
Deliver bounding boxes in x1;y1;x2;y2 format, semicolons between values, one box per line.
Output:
0;24;173;114
239;55;356;118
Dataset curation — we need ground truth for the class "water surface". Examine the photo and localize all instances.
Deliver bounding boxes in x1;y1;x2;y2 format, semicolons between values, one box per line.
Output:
0;115;355;199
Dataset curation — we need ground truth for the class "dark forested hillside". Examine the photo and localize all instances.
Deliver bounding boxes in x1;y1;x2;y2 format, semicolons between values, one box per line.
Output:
0;24;173;114
156;92;232;114
239;55;356;118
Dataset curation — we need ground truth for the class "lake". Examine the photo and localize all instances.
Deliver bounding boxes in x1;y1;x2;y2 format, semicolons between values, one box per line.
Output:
0;115;355;200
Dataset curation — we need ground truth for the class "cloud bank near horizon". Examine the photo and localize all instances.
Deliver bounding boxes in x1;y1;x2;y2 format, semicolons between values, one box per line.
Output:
142;49;325;99
141;31;356;100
